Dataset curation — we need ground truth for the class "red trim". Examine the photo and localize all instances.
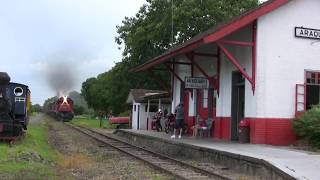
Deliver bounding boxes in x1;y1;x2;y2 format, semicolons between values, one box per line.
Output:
133;0;289;72
134;40;204;72
246;118;296;146
203;0;289;43
211;117;296;145
214;117;231;140
217;42;253;84
193;52;218;58
187;54;210;79
295;84;306;117
165;62;192;65
217;47;221;96
220;40;254;46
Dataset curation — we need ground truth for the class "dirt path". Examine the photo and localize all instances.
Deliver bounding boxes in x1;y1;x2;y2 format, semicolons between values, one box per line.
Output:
44;114;173;180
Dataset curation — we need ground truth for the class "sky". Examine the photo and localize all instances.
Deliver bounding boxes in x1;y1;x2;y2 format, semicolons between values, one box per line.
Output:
1;0;267;105
0;0;145;104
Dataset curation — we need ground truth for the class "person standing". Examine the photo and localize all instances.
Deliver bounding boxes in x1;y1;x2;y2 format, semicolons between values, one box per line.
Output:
171;103;184;139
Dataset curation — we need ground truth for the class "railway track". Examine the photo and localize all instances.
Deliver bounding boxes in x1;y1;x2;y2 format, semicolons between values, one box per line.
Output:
65;123;231;180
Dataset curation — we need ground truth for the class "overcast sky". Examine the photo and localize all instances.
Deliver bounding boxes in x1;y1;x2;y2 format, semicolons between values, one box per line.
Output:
0;0;145;104
1;0;267;105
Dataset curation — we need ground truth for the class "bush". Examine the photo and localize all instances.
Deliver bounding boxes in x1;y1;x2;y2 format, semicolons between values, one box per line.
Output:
293;105;320;148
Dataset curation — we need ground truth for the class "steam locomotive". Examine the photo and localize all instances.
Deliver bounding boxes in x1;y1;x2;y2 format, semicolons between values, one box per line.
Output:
48;96;74;121
0;72;31;141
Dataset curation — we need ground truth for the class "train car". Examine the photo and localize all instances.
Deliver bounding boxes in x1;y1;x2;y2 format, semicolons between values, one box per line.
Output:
49;96;74;121
0;72;31;141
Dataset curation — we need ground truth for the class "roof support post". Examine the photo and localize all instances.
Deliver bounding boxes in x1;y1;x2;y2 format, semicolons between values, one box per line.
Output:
217;20;257;94
186;53;210;79
217;47;221;96
252;20;257;93
165;63;183;83
217;42;254;85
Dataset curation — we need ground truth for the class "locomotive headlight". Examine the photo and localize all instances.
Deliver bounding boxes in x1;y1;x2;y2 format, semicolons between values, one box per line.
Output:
63;96;68;104
14;87;23;96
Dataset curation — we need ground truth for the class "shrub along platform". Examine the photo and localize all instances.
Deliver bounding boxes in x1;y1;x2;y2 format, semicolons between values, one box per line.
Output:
115;129;320;180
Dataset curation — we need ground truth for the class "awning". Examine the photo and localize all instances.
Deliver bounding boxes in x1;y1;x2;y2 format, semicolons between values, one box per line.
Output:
132;0;290;72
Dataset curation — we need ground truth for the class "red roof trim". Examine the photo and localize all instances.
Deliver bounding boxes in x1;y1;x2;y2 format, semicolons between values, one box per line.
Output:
134;40;204;72
204;0;289;43
133;0;290;72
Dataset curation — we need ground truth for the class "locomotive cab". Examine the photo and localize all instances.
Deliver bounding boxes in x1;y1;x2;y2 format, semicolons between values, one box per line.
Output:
0;72;31;140
8;83;31;129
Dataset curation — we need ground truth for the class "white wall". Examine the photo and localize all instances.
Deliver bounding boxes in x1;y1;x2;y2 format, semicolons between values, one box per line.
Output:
216;25;256;118
256;0;320;118
131;102;139;130
172;49;218;117
172;55;191;112
139;104;147;130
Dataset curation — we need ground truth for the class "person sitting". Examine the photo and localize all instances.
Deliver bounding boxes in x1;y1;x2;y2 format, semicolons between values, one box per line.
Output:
192;115;207;137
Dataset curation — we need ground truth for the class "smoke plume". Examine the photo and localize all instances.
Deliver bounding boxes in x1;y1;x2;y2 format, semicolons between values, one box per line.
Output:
45;62;77;97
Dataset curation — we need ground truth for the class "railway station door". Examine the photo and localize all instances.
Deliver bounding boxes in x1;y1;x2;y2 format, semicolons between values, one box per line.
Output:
231;71;245;141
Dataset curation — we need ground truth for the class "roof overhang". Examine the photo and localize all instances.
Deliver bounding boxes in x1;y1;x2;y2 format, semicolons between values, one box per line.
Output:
132;0;290;72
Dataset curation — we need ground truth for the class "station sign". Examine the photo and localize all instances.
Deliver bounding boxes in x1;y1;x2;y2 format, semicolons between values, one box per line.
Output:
185;77;209;89
295;27;320;40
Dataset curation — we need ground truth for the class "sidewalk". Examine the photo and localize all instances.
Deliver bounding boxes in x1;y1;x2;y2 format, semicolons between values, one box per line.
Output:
124;129;320;180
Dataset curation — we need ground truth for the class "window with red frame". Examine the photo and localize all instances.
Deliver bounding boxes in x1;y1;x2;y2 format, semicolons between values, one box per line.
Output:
306;71;320;110
306;71;320;85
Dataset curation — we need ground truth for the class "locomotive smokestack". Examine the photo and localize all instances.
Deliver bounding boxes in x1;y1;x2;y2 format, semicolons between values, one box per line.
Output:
0;72;10;85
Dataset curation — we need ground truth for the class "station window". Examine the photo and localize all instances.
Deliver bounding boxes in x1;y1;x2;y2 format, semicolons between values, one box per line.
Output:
306;71;320;85
306;71;320;109
145;105;158;112
134;105;136;112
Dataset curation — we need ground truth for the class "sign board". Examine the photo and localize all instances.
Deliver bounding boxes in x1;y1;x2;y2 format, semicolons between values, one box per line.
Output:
185;77;209;89
295;27;320;40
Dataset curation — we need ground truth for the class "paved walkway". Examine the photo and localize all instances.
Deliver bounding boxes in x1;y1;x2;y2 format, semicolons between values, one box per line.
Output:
123;129;320;180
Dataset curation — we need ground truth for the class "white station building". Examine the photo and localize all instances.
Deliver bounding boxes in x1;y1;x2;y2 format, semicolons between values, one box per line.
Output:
133;0;320;145
126;89;171;130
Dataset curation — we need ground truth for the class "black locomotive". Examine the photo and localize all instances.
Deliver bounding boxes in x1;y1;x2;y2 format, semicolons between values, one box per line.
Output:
0;72;31;141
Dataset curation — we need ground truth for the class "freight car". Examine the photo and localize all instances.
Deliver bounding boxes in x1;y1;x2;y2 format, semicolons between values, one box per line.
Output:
0;72;31;141
48;96;74;121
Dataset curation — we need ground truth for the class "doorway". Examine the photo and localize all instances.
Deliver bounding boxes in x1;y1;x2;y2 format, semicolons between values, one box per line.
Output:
231;71;245;141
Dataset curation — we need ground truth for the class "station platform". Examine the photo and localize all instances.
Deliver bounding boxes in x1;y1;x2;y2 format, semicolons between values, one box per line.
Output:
116;129;320;180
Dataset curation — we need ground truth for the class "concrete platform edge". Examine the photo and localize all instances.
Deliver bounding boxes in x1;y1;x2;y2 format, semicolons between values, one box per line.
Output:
116;129;296;180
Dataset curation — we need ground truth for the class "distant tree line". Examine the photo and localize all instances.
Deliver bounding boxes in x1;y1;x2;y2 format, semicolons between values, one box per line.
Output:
81;0;259;116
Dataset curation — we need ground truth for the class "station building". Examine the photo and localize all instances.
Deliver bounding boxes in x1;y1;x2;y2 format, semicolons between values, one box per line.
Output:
126;89;171;130
133;0;320;145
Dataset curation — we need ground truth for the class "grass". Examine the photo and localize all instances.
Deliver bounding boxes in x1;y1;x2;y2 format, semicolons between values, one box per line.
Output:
0;123;59;179
71;117;116;129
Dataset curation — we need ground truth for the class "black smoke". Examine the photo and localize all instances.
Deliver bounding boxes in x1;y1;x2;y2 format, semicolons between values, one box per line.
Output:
45;62;77;97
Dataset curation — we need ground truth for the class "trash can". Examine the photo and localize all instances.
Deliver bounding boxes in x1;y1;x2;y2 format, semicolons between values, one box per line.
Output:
238;119;250;143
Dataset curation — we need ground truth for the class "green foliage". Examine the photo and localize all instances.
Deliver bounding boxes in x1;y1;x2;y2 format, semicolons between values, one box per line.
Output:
81;0;259;115
73;105;85;115
0;123;59;179
31;104;42;112
71;117;116;129
294;105;320;148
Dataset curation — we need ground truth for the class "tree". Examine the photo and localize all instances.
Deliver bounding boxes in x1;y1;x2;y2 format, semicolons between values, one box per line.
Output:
82;0;259;115
31;104;42;112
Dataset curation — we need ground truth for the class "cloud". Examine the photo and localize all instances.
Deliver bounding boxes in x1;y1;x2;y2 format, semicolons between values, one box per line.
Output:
0;0;145;104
